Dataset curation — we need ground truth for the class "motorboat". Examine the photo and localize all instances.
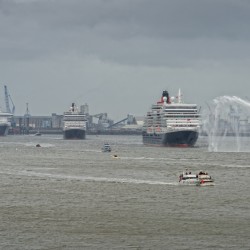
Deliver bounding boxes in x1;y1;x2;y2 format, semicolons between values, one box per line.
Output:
198;171;214;186
179;170;200;186
35;131;41;136
102;143;111;152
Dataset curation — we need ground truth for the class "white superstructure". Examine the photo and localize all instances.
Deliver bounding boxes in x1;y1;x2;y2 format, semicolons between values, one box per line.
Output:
63;103;86;139
142;89;201;146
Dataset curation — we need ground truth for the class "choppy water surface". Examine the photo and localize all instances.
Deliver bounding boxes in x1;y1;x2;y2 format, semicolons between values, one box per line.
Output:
0;135;250;249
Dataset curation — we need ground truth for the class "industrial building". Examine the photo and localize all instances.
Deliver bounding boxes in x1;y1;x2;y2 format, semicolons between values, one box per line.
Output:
3;85;143;135
11;113;143;135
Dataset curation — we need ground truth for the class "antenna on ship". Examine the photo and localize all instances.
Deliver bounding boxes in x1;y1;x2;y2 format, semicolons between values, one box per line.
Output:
178;89;182;104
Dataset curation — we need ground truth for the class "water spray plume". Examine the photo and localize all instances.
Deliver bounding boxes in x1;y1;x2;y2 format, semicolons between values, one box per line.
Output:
202;96;250;152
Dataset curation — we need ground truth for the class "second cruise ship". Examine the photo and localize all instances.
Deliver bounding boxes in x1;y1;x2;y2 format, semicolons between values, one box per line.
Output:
63;103;87;139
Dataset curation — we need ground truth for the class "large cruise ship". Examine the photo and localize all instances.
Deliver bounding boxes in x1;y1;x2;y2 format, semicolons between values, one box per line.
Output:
63;103;87;139
142;90;200;147
0;110;13;136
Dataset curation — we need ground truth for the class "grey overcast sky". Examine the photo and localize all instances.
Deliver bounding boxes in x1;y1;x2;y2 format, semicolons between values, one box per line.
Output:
1;0;250;120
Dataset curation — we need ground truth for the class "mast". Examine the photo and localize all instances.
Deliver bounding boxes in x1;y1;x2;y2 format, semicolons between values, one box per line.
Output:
178;89;182;104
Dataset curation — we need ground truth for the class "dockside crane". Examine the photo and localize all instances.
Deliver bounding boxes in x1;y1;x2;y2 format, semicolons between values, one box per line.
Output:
4;85;15;114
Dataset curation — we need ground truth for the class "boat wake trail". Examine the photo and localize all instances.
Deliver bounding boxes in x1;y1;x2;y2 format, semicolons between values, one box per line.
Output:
2;170;178;186
24;142;55;148
120;157;155;160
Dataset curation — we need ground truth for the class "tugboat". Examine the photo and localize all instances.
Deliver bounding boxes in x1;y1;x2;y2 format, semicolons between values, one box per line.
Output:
179;170;200;186
102;143;111;152
142;89;200;147
198;171;214;186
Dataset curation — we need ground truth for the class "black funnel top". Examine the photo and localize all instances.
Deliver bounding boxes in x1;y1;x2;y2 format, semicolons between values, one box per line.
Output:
162;90;170;103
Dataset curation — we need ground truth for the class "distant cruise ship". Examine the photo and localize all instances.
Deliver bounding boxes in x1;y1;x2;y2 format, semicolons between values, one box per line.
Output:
142;90;200;147
0;110;12;136
63;103;87;139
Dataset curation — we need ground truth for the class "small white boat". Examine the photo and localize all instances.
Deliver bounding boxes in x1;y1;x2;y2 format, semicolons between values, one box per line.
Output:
179;170;200;186
102;143;111;152
198;171;214;186
35;131;41;136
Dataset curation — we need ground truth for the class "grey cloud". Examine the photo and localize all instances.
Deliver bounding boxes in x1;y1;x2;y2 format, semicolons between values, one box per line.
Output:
1;0;250;66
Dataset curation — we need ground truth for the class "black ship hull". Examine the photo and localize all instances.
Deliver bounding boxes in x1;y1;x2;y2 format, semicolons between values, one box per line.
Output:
0;124;9;136
63;129;86;140
142;130;199;147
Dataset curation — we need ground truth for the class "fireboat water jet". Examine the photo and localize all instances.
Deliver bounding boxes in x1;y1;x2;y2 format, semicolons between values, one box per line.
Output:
202;96;250;152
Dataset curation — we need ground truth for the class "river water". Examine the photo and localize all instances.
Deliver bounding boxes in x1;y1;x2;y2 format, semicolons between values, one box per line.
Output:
0;135;249;249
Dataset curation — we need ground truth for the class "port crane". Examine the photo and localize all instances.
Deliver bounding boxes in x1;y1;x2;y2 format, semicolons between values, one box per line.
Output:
4;85;15;114
90;113;114;130
108;114;136;128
